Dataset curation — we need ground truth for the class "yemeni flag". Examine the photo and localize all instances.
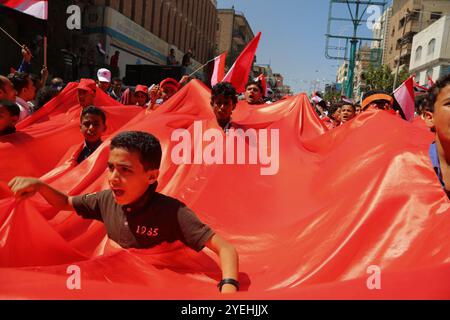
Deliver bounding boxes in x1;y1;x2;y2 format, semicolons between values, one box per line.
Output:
210;52;227;87
254;74;267;97
222;32;261;93
0;0;48;19
393;76;415;122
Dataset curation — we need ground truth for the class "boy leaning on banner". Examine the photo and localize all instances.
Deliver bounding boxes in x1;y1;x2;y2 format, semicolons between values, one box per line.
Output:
8;131;240;293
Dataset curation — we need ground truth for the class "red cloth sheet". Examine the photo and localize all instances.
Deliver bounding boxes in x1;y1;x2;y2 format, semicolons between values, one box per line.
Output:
0;80;448;299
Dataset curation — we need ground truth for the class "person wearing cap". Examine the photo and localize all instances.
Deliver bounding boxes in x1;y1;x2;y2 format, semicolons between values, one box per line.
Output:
134;85;149;107
77;78;97;108
97;68;111;92
361;90;394;112
159;78;180;102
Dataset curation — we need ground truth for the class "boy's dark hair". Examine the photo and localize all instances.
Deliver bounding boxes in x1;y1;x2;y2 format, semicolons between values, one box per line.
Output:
110;131;162;171
328;102;343;120
80;106;106;124
0;99;20;117
340;101;356;111
211;82;238;105
35;86;59;110
112;77;122;83
246;80;263;93
427;73;450;113
8;72;31;94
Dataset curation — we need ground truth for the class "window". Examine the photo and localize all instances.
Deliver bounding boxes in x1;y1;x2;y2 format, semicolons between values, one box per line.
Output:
399;17;405;29
428;38;436;55
415;46;422;61
430;12;442;20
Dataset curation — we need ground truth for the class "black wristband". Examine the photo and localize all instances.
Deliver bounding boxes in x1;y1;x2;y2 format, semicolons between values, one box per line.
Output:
218;278;239;292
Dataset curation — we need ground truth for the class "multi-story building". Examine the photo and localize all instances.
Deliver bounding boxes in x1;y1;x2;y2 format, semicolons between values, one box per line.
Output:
336;62;349;87
353;45;372;100
409;15;450;85
371;6;391;66
216;8;255;68
384;0;450;72
272;73;292;100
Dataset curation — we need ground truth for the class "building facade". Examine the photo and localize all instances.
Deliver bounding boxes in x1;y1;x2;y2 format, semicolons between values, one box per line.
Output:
92;0;218;64
337;62;349;87
353;45;372;100
383;0;450;72
409;15;450;85
216;8;255;68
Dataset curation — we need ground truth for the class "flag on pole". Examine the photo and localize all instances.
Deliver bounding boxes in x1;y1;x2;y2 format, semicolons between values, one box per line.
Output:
254;74;267;97
394;76;415;122
210;52;227;87
412;79;429;96
0;0;48;20
222;32;262;93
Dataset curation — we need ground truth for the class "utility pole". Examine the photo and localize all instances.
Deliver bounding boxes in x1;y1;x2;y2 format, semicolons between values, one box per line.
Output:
345;1;360;98
325;0;387;98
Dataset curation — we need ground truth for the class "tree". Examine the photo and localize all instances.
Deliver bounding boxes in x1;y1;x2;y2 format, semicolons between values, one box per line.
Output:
363;64;410;92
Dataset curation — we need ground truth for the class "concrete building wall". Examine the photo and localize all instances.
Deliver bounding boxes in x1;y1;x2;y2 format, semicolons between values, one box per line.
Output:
384;0;450;72
216;9;254;67
410;15;450;84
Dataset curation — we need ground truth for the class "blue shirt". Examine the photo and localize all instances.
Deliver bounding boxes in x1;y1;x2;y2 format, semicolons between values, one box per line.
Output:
429;142;446;188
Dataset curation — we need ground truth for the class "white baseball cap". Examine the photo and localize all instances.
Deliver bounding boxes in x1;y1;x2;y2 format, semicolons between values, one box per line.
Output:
97;68;111;83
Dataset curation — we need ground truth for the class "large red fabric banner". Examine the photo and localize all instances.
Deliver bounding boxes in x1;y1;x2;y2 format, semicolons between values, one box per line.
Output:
0;80;448;299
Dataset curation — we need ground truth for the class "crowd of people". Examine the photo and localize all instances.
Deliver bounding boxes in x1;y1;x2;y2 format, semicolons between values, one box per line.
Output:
2;42;450;294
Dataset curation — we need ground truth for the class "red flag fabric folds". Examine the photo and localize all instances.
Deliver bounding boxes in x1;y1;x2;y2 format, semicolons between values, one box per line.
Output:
222;32;261;93
0;80;448;299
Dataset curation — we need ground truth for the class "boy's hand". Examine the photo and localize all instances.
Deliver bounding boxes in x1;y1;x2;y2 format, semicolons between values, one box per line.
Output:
221;283;237;294
8;177;42;200
21;45;32;62
41;65;48;78
149;85;160;102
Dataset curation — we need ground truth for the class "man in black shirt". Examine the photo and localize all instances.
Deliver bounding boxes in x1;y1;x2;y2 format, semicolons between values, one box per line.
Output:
9;131;239;293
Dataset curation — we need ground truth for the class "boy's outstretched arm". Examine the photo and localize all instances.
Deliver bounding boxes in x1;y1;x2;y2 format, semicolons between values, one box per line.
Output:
8;177;74;211
205;234;239;294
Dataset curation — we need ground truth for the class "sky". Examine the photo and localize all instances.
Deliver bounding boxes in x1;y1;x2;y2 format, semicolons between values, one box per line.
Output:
216;0;392;94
